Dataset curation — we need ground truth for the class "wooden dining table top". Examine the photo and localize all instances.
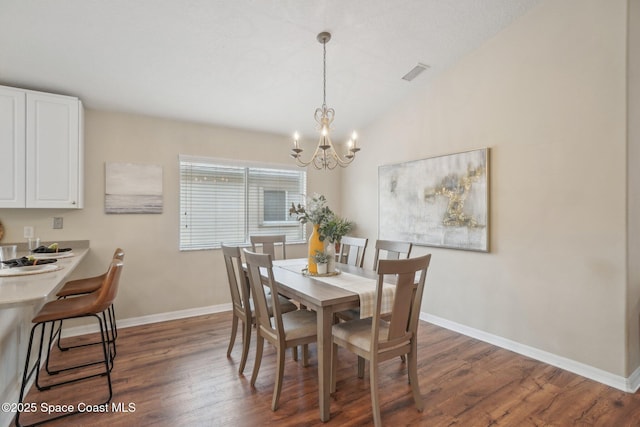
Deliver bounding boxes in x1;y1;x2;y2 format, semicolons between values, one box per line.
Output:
271;260;368;307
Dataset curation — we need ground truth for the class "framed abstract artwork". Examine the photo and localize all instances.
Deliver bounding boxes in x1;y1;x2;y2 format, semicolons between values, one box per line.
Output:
378;148;489;252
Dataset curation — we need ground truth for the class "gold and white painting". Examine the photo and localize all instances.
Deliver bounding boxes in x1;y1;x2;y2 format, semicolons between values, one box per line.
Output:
378;148;489;252
105;162;163;214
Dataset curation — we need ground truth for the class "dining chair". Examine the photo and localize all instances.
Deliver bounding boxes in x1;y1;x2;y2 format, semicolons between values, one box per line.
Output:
337;236;368;268
222;244;297;375
16;259;124;427
250;233;305;338
372;239;413;271
243;249;318;411
336;239;412;324
250;234;287;260
331;254;431;427
53;248;125;357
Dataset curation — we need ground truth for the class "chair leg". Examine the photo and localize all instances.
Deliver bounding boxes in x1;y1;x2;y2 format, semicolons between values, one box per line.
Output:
330;343;338;393
16;315;113;427
302;344;309;367
38;315;113;389
407;343;423;411
16;323;42;427
272;343;286;411
227;314;239;357
238;319;251;375
45;321;59;375
357;356;365;378
55;304;118;356
292;345;298;361
109;303;118;340
33;323;48;391
44;311;115;377
54;319;65;351
251;335;264;387
106;308;117;361
369;358;382;427
102;311;116;368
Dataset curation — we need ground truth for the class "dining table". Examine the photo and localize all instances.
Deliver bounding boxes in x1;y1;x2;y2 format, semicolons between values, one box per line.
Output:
270;258;389;422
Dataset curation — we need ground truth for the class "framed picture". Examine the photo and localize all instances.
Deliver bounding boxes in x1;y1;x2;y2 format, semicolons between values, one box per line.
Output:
378;148;489;252
105;162;163;214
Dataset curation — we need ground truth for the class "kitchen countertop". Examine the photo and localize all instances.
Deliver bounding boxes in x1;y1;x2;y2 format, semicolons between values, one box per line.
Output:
0;243;89;309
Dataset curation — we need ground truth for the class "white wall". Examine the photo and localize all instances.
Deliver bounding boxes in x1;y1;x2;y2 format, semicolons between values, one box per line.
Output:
342;0;630;376
0;110;342;320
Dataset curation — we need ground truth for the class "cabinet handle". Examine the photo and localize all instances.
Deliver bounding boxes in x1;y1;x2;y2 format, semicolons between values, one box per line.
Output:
72;201;76;205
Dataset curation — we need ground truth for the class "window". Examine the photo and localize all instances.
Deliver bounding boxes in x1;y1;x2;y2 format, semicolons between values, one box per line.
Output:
179;155;307;250
263;190;286;222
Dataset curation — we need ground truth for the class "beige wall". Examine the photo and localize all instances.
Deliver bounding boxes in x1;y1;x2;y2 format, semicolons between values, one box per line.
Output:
0;111;341;319
628;0;640;374
342;0;630;376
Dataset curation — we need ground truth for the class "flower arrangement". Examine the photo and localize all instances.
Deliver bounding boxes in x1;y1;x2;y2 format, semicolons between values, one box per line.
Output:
290;193;353;242
319;215;353;244
289;193;334;226
290;193;354;274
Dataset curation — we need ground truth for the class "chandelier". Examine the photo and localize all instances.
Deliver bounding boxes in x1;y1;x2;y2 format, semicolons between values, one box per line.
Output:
291;31;360;170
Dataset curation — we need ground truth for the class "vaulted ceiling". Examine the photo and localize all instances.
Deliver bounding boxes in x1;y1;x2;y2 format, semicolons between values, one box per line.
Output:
0;0;541;141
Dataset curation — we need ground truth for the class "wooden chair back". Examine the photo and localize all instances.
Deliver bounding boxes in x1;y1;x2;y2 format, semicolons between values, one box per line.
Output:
250;235;287;260
375;255;430;353
92;259;124;313
113;247;125;261
338;236;368;268
373;239;412;271
243;250;282;343
222;244;250;318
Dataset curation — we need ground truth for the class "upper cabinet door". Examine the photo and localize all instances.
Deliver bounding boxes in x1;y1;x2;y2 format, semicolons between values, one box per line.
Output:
0;87;26;208
25;92;82;208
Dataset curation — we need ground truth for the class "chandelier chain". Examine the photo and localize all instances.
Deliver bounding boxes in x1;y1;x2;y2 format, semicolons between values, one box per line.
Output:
322;38;327;108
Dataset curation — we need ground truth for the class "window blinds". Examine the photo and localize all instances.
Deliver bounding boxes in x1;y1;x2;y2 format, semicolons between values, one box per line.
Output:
180;157;307;250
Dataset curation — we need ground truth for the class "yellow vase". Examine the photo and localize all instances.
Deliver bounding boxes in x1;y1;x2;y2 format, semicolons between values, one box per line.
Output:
308;224;324;274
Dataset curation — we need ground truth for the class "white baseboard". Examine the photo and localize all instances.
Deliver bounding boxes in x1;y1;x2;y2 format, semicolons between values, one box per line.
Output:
627;364;640;392
420;312;635;393
61;303;232;338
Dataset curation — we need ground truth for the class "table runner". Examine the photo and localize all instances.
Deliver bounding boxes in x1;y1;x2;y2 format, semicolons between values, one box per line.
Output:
275;260;394;319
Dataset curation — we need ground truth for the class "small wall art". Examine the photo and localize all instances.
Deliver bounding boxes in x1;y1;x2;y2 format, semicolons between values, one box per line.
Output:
378;148;489;252
105;162;163;214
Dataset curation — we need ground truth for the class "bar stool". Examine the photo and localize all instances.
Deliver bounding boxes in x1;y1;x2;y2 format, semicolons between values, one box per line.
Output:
53;248;125;356
16;259;124;427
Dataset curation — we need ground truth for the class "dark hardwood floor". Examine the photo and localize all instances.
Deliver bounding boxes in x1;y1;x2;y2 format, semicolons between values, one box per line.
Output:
15;312;640;426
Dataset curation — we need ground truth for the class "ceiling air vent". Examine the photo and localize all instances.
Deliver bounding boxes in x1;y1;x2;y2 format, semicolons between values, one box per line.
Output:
401;63;429;82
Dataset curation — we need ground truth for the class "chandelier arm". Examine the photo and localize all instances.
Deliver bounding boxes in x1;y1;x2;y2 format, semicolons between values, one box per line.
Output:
293;136;331;168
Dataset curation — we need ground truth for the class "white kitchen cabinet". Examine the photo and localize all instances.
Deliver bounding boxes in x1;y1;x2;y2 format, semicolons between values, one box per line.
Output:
0;85;84;209
0;86;26;207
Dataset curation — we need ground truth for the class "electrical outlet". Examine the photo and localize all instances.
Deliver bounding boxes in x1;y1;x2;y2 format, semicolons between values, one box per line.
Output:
52;217;63;229
24;226;34;238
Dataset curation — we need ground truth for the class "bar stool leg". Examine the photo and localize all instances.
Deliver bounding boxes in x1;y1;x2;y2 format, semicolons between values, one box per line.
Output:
16;315;114;427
